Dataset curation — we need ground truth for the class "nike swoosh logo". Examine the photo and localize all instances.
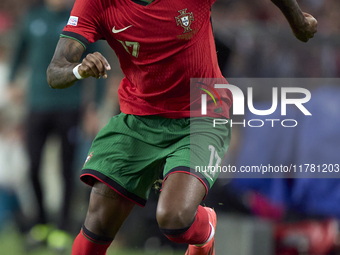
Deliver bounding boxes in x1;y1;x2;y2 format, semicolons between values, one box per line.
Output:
112;25;132;33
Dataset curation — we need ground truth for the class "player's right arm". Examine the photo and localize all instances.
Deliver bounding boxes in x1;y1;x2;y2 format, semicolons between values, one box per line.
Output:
271;0;317;42
47;37;111;89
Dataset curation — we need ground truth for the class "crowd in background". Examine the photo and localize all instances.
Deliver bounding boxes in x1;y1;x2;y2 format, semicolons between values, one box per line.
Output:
211;0;340;78
0;0;339;80
0;0;340;254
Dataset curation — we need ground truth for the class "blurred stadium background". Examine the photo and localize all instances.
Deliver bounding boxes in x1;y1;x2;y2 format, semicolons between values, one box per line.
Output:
1;0;340;254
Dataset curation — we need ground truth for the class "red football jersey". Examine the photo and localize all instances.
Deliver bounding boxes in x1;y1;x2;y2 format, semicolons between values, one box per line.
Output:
62;0;232;118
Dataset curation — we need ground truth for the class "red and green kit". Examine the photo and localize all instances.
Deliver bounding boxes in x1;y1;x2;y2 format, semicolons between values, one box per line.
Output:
62;0;232;117
62;0;232;206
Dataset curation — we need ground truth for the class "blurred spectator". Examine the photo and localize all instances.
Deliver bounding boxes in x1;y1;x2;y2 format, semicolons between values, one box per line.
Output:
0;106;29;232
7;0;105;251
207;2;340;252
228;84;340;254
1;0;339;254
211;0;340;78
0;36;29;234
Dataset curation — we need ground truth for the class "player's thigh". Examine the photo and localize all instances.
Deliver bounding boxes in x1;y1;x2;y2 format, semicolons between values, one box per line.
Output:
81;113;166;206
163;117;231;195
157;118;231;228
84;181;135;238
190;117;231;189
157;172;206;229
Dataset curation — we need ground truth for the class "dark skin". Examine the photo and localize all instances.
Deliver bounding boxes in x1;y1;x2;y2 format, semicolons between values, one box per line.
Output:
47;0;318;239
271;0;317;42
47;37;207;237
47;38;111;89
85;174;205;239
46;0;317;88
84;181;135;238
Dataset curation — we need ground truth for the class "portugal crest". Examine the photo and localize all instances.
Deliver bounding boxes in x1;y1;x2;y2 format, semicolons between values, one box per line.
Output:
83;151;94;167
175;9;194;33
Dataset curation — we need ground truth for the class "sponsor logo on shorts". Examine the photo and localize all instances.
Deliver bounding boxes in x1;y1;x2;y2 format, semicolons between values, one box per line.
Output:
67;16;78;26
83;151;94;167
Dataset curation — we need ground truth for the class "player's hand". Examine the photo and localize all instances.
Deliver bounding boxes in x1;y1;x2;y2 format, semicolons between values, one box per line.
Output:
292;12;317;42
78;52;111;79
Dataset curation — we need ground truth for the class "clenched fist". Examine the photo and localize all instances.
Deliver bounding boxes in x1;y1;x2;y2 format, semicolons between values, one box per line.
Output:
292;12;318;42
78;52;111;79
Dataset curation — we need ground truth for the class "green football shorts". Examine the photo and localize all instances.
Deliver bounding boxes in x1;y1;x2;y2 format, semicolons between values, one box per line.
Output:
81;113;231;207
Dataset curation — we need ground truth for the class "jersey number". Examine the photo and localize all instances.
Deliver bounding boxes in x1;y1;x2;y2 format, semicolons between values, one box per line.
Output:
117;40;140;58
207;145;221;178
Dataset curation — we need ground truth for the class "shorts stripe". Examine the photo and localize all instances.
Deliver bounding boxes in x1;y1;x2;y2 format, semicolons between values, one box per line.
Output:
81;169;147;207
163;166;209;199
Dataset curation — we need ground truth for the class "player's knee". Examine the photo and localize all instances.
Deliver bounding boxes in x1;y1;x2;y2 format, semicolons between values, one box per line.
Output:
156;204;195;229
85;208;113;237
84;189;119;237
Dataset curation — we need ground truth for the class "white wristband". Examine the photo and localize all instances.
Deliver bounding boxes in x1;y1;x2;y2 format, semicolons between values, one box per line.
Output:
73;64;84;80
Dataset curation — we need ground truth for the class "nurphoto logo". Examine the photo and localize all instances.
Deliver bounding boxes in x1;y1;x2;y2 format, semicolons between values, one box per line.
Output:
200;84;312;128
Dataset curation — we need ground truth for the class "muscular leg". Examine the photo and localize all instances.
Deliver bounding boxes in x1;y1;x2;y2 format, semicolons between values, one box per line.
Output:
157;172;216;255
156;173;206;229
84;181;135;237
72;181;135;255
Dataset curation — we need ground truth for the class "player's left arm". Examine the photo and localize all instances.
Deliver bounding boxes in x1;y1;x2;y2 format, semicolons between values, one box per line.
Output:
271;0;317;42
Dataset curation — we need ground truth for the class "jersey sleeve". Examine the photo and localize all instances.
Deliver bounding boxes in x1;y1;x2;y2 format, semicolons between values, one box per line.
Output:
61;0;103;49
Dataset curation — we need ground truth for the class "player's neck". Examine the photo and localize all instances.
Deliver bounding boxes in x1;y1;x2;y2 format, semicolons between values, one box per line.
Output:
132;0;154;5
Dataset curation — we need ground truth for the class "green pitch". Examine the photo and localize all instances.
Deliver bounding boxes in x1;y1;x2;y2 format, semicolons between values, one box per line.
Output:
0;225;184;255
